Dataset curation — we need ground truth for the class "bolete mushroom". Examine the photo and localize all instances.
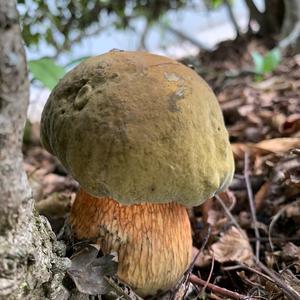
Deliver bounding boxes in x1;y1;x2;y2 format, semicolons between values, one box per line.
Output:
40;51;234;297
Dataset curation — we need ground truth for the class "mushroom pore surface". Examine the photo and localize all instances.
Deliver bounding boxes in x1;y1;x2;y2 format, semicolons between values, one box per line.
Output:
70;188;192;297
40;51;234;206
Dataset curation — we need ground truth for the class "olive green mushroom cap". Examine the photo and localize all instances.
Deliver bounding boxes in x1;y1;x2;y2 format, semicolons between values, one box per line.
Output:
40;50;234;206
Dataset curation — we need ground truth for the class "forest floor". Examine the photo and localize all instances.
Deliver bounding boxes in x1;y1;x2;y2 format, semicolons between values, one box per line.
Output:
23;36;300;299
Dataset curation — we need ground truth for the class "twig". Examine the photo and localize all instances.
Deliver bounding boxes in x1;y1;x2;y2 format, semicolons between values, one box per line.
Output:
268;206;285;252
202;253;215;293
162;25;210;51
223;264;275;284
208;294;223;300
170;226;211;300
249;236;300;243
189;225;211;273
224;0;240;36
268;199;300;251
189;274;255;300
244;152;260;260
254;260;300;300
104;277;143;300
215;195;245;237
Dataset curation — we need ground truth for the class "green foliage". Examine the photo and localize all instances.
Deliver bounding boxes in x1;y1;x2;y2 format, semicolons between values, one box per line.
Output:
28;56;90;89
18;0;189;55
28;58;66;89
251;48;281;76
210;0;224;8
205;0;235;9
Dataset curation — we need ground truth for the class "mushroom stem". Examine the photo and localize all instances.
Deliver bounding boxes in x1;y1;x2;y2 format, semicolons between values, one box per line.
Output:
70;188;192;297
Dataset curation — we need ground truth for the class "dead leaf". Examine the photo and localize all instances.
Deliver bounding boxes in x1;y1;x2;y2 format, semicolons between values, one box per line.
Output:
285;201;300;223
254;138;300;154
211;227;254;266
67;244;118;295
281;243;300;267
42;173;78;195
252;76;292;91
254;181;270;211
192;247;211;268
281;114;300;134
271;113;286;132
281;269;300;296
35;192;74;218
231;143;250;159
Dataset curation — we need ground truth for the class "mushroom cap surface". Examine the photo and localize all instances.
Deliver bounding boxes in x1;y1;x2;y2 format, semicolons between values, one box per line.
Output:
41;51;234;206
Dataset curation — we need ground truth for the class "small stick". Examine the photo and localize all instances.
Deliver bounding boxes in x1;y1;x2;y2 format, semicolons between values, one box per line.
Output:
170;226;211;300
254;260;300;300
189;225;212;272
249;236;300;242
189;274;254;300
244;152;261;260
202;253;215;294
215;195;245;238
208;294;223;300
268;206;285;251
223;264;275;284
104;277;143;300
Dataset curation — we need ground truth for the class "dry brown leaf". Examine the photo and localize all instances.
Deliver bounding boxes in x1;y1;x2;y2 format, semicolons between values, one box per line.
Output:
28;176;44;201
42;173;78;195
238;104;253;116
254;181;270;211
285;201;300;223
211;227;254;266
192;247;211;268
281;270;300;296
67;245;118;296
252;76;293;91
254;138;300;154
232;138;300;159
271;113;286;131
35;192;74;218
281;114;300;134
231;143;250;159
281;243;300;263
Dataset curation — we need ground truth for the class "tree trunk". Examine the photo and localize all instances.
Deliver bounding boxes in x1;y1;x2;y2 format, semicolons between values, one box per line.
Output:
0;1;69;299
245;0;284;36
279;0;300;52
263;0;285;36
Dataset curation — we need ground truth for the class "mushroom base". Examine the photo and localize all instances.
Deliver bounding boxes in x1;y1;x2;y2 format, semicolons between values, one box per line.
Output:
70;188;192;297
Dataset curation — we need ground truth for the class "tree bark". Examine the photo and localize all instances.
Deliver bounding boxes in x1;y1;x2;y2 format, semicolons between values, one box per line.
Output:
245;0;284;36
279;0;300;52
0;1;69;299
263;0;285;35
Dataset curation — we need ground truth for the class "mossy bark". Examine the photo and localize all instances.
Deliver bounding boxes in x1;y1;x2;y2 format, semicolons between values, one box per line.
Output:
0;1;69;299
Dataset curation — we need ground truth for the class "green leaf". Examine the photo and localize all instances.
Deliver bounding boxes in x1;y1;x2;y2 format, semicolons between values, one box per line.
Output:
251;51;264;74
262;48;281;73
251;48;281;76
211;0;223;8
28;58;66;89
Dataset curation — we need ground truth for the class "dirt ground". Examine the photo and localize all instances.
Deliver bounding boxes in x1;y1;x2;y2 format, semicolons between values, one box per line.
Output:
23;37;300;299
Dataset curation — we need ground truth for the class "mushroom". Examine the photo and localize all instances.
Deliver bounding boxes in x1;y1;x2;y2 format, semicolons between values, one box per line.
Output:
40;51;234;297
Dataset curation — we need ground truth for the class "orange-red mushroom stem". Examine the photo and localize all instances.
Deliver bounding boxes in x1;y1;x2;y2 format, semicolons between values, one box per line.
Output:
70;188;192;297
